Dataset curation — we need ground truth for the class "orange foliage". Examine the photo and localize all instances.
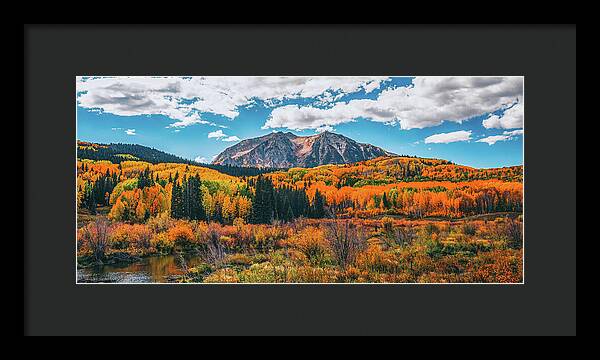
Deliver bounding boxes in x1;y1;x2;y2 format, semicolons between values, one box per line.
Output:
300;180;522;218
259;156;522;219
167;222;195;245
110;223;152;250
265;156;522;189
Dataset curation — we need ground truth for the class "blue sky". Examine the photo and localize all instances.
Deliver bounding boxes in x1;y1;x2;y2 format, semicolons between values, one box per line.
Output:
76;76;524;168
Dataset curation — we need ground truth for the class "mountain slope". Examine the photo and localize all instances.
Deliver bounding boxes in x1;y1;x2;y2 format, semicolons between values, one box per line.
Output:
212;131;395;168
266;156;523;188
76;141;279;177
77;141;191;164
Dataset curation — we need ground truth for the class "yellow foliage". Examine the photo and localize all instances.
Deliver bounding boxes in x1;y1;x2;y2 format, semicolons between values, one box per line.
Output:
203;268;239;283
283;226;329;265
356;245;399;273
150;232;174;253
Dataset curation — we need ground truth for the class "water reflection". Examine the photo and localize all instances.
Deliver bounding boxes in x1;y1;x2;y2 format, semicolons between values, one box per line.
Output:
77;254;205;283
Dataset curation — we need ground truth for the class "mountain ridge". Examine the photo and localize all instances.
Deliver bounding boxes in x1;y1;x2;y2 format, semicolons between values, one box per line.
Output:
212;131;395;168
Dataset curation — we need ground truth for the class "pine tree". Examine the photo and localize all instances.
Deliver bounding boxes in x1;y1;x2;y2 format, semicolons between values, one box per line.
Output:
382;192;390;209
189;174;205;220
181;175;190;218
310;189;326;218
284;196;294;222
251;175;274;224
138;166;153;189
171;181;183;219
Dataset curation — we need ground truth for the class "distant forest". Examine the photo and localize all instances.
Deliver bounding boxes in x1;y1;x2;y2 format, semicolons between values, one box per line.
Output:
77;141;279;177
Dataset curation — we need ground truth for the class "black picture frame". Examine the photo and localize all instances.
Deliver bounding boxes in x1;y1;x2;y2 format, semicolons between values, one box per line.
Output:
24;24;576;336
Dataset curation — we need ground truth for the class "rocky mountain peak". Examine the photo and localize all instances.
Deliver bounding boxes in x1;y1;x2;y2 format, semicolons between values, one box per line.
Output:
212;131;394;168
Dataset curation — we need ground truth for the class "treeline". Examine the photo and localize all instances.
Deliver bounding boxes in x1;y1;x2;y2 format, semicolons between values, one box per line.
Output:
199;163;281;177
101;167;328;225
78;156;523;224
77;141;278;177
268;156;522;188
309;180;523;219
78;142;192;164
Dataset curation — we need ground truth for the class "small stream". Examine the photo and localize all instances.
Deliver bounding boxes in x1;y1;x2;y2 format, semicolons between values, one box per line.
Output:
77;254;205;283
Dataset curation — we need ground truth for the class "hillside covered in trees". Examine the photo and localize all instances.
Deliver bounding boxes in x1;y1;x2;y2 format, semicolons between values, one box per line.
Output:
264;157;523;219
77;141;280;177
77;148;523;284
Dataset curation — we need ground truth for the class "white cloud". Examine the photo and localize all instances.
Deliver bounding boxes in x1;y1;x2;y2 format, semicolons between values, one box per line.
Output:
125;129;136;136
208;130;240;142
363;80;383;93
76;76;389;128
194;156;207;163
264;76;523;131
424;130;472;144
78;76;523;133
477;128;524;145
208;130;226;139
476;135;510;145
111;127;122;131
168;117;212;128
482;101;524;129
315;125;335;133
503;129;524;136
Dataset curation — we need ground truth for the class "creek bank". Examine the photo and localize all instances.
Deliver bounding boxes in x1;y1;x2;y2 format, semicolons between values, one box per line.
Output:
77;252;144;268
77;247;204;269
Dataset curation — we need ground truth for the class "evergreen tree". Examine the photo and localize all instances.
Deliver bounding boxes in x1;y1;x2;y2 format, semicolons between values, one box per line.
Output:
250;175;274;224
310;189;327;218
138;166;154;189
182;175;190;218
382;192;390;209
284;196;294;222
171;181;183;219
188;174;206;220
169;173;205;221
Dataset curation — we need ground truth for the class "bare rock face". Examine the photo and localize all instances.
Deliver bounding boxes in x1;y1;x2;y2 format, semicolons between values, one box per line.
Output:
212;131;394;168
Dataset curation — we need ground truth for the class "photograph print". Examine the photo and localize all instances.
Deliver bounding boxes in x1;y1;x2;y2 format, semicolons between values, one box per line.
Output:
76;76;524;284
